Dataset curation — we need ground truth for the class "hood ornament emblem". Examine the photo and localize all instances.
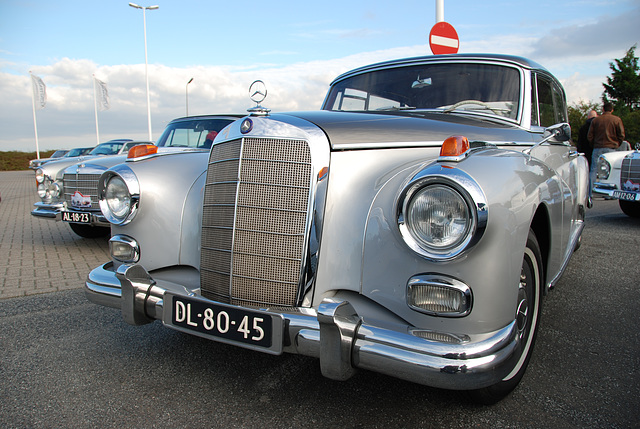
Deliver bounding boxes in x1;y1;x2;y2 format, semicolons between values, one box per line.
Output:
247;80;270;116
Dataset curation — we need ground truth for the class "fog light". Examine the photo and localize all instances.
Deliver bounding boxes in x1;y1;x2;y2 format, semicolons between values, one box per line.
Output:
109;235;139;263
407;274;471;317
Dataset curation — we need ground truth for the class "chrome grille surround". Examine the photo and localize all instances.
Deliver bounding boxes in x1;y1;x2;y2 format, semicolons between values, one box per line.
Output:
63;172;101;210
620;153;640;190
201;137;314;308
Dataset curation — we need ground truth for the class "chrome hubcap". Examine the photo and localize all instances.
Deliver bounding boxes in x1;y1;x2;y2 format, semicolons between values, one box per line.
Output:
516;268;528;336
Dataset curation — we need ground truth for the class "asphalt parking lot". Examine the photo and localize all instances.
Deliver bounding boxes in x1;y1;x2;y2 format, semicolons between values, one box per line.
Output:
1;169;639;428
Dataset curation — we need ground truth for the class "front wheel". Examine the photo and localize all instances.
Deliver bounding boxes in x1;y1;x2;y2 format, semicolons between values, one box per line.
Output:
619;200;640;218
68;223;110;238
468;229;544;404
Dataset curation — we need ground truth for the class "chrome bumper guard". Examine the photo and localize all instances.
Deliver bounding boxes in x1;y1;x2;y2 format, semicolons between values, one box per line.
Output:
86;263;521;390
31;202;64;219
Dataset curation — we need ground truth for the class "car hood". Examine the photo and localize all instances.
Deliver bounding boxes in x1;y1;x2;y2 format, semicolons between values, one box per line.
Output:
277;110;536;149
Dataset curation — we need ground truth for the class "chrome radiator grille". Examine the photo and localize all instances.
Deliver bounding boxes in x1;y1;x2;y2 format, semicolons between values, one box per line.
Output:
63;173;101;210
200;138;312;307
620;157;640;188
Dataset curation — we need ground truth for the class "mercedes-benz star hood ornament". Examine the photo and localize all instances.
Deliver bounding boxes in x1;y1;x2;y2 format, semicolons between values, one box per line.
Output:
247;80;271;116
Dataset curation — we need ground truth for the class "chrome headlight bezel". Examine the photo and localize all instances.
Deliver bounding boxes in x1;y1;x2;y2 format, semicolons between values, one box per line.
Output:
596;156;611;180
35;168;45;184
98;165;140;225
397;165;487;261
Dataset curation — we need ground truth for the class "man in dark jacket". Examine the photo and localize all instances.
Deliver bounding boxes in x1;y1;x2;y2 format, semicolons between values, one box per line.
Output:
587;102;625;196
577;109;597;169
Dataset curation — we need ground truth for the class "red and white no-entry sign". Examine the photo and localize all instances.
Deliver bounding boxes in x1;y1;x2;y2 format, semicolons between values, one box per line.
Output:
429;21;459;55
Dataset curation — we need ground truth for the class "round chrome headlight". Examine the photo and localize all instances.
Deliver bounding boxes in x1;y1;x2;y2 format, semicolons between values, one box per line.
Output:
35;168;45;184
98;166;140;225
104;176;131;222
406;185;471;250
596;156;610;180
398;166;487;261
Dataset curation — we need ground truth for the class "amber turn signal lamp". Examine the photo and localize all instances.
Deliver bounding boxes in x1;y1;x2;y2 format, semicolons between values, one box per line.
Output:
440;136;470;157
317;166;328;181
128;144;158;159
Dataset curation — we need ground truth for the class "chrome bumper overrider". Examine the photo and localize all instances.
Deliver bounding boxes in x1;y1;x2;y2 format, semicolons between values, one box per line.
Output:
85;263;522;390
31;202;64;219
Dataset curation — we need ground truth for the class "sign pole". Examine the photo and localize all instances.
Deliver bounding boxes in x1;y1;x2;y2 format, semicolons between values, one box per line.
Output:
30;71;41;160
93;75;100;145
436;0;444;23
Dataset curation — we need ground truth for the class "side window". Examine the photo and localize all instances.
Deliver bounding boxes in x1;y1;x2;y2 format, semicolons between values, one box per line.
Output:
530;75;539;126
536;75;555;127
552;84;567;123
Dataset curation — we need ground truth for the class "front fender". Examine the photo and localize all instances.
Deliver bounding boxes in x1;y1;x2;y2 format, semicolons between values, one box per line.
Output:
109;151;209;271
360;148;563;335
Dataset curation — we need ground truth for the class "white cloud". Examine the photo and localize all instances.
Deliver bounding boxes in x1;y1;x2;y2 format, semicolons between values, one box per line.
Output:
0;25;632;153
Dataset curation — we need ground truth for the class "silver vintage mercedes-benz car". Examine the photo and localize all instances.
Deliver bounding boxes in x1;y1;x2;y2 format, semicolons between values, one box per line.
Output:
86;54;589;403
31;116;240;238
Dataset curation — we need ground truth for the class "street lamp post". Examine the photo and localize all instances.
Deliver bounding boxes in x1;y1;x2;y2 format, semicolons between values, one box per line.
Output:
129;2;158;141
186;77;194;116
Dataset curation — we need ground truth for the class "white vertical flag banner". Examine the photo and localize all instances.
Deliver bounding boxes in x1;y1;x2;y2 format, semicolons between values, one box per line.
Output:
31;73;47;110
94;77;110;111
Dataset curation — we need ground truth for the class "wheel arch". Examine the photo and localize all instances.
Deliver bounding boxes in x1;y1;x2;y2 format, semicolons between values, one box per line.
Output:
529;203;550;293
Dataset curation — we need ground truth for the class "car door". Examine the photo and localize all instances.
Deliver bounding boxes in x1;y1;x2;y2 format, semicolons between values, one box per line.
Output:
529;73;581;269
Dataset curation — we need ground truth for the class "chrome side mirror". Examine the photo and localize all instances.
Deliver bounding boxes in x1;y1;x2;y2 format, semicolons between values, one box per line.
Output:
525;123;571;155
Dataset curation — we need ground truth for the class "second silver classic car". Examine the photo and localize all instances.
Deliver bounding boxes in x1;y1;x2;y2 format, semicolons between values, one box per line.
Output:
31;116;240;237
86;55;588;403
593;148;640;217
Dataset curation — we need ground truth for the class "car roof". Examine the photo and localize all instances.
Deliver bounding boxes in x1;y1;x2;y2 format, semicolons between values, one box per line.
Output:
330;53;549;86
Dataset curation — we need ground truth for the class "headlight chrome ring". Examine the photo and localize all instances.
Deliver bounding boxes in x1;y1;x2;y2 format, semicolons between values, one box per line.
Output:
98;165;140;225
596;156;610;180
397;165;487;261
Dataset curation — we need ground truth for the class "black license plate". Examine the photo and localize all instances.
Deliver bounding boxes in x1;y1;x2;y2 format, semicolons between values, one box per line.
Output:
612;190;639;201
61;211;90;223
164;293;283;354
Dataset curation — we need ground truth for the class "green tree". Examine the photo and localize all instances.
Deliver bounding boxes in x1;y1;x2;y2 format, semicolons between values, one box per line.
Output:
568;100;599;144
602;45;640;112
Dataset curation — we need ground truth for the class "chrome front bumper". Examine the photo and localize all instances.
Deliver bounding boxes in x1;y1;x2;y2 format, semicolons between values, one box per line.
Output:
86;262;521;390
31;202;109;226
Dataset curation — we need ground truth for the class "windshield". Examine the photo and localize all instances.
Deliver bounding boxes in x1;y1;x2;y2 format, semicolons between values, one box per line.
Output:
89;142;125;155
65;148;91;157
157;118;235;149
323;63;521;120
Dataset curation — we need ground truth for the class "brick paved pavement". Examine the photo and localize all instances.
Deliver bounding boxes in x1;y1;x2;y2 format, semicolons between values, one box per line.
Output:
0;170;109;299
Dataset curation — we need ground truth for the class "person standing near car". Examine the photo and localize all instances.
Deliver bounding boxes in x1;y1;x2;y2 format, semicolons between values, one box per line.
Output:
577;109;598;169
587;102;625;196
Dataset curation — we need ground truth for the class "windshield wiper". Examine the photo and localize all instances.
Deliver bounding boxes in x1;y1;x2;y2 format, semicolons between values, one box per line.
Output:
374;105;416;111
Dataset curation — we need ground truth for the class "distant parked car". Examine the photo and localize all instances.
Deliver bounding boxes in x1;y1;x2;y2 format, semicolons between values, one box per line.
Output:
32;117;241;237
593;147;640;217
28;149;69;169
86;55;588;403
62;147;94;158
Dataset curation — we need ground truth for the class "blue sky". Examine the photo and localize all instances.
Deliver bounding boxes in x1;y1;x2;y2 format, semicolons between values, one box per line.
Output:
1;0;639;152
